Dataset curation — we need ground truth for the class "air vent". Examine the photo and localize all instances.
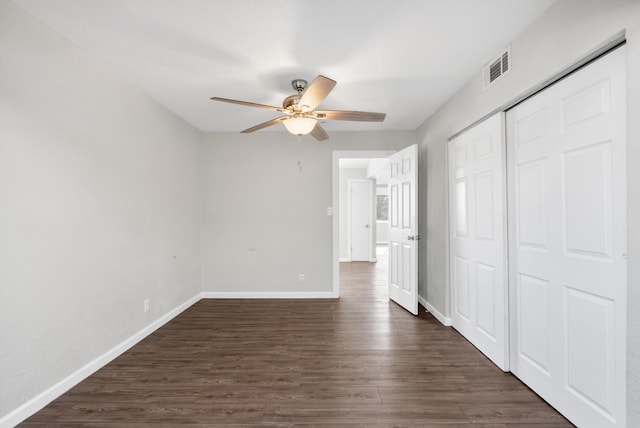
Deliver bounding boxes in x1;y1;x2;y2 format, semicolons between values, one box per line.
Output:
482;46;511;90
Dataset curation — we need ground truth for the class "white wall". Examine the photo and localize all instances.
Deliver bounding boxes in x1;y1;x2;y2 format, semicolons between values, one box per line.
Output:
415;0;640;424
0;0;203;421
201;131;414;295
339;168;368;259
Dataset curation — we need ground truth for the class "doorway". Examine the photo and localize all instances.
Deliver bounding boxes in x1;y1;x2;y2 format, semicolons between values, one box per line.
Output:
332;151;394;298
332;146;419;316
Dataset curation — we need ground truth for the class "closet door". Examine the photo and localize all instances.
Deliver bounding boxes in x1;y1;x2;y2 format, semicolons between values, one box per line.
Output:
449;113;508;370
507;46;627;428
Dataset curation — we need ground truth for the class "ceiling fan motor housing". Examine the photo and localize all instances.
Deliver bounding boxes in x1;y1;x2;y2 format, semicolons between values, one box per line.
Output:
283;79;309;110
291;79;308;93
283;94;301;109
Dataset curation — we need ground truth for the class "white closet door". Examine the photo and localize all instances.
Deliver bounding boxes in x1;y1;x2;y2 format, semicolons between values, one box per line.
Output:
449;113;508;370
507;46;627;428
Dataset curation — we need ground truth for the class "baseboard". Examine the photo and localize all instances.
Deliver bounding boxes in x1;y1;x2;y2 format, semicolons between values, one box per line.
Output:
0;293;201;428
419;296;452;326
339;257;351;262
201;291;337;299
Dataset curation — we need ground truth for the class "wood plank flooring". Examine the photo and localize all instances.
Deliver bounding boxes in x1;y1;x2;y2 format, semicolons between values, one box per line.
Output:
20;255;573;427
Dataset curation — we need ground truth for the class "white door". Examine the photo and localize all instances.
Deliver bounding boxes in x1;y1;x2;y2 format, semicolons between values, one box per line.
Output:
349;179;373;262
388;144;418;315
507;46;626;428
449;113;508;370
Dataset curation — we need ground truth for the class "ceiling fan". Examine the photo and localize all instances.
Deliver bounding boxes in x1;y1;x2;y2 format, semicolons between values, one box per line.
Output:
211;75;386;141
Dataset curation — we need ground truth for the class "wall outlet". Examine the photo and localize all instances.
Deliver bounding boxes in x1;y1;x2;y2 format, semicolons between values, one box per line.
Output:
298;274;305;283
143;299;150;312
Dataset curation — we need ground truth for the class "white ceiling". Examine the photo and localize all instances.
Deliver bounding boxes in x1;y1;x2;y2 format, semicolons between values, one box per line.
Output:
14;0;555;133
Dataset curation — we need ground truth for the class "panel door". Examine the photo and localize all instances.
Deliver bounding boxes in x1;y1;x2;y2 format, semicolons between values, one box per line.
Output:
349;179;373;262
507;46;627;428
449;112;508;370
388;144;418;315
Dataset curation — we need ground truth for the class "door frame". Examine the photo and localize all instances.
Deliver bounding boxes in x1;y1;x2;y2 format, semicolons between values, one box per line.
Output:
347;179;375;262
332;150;395;298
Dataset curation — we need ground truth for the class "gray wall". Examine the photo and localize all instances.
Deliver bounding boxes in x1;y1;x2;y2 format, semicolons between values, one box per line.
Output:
0;1;203;419
415;0;640;424
200;131;414;294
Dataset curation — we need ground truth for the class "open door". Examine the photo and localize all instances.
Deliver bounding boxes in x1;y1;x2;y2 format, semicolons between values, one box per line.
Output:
388;144;418;315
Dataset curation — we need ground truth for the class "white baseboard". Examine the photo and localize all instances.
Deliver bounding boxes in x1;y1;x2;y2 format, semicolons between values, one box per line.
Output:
419;296;451;326
201;291;337;299
339;257;351;262
0;293;201;428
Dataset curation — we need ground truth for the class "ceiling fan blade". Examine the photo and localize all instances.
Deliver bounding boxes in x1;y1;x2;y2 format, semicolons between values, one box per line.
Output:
310;123;329;141
241;116;288;133
299;75;337;110
315;110;386;122
211;97;287;113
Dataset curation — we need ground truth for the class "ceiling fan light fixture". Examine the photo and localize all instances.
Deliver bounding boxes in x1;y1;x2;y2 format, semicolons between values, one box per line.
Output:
283;117;317;135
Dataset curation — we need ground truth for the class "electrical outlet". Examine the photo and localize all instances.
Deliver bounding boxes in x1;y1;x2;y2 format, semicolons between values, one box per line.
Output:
143;299;150;312
298;274;305;283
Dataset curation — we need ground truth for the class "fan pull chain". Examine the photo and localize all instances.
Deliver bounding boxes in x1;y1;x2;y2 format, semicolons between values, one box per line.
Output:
297;134;303;172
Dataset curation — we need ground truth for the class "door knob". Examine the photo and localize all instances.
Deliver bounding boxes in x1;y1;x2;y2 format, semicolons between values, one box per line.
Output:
407;235;422;241
365;224;370;228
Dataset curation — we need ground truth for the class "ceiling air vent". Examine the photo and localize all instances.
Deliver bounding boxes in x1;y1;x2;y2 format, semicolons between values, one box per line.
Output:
482;46;511;90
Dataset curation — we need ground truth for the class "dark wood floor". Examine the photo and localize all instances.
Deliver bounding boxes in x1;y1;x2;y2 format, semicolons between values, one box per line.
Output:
21;255;573;427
